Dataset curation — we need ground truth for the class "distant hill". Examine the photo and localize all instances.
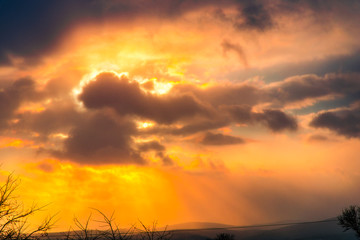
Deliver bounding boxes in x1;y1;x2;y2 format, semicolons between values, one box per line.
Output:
44;218;358;240
170;218;358;240
166;222;234;230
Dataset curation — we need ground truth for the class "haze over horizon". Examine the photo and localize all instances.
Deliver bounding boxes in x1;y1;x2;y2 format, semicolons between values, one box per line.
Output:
0;0;360;232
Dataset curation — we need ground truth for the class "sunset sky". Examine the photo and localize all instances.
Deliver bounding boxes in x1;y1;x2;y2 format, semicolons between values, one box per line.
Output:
1;0;360;231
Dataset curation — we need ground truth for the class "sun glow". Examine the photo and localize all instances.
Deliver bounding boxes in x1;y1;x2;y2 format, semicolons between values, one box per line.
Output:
152;80;174;95
71;69;129;108
137;121;155;129
51;133;69;139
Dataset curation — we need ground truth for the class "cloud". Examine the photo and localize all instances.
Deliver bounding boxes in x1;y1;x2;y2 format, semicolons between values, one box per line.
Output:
141;80;155;91
0;77;41;128
136;141;174;166
79;72;210;124
137;140;174;166
144;106;297;137
1;0;358;67
171;72;360;112
137;141;165;152
221;39;248;67
171;83;261;107
307;134;330;142
5;72;299;166
226;105;298;132
254;109;298;132
234;51;360;83
201;132;245;146
55;110;144;164
12;70;360;165
0;0;223;65
225;104;253;123
234;2;274;31
171;119;230;136
16;103;84;139
5;71;315;167
265;73;360;107
310;107;360;138
156;151;174;166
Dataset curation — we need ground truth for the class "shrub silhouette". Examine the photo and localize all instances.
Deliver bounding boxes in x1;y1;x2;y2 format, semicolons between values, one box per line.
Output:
0;173;54;239
338;205;360;239
136;221;172;240
67;210;171;240
214;233;235;240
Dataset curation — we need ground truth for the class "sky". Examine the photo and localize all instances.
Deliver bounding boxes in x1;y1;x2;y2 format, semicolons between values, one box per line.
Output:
1;0;360;232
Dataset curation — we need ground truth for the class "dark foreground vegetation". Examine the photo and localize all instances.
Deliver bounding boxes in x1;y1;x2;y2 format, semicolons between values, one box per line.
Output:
0;172;359;240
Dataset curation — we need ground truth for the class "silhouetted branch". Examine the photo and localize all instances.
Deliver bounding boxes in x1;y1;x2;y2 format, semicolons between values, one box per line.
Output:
338;205;360;239
0;173;55;239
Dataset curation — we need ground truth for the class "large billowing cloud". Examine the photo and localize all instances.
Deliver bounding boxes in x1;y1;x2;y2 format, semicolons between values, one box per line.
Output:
79;73;210;124
79;72;298;134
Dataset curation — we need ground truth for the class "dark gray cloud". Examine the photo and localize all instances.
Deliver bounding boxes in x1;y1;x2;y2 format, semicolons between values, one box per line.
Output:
226;105;298;132
254;109;298;132
0;0;93;65
310;107;360;138
0;77;42;128
225;105;253;123
265;73;360;107
79;72;210;124
234;2;274;31
56;110;144;164
201;132;245;146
